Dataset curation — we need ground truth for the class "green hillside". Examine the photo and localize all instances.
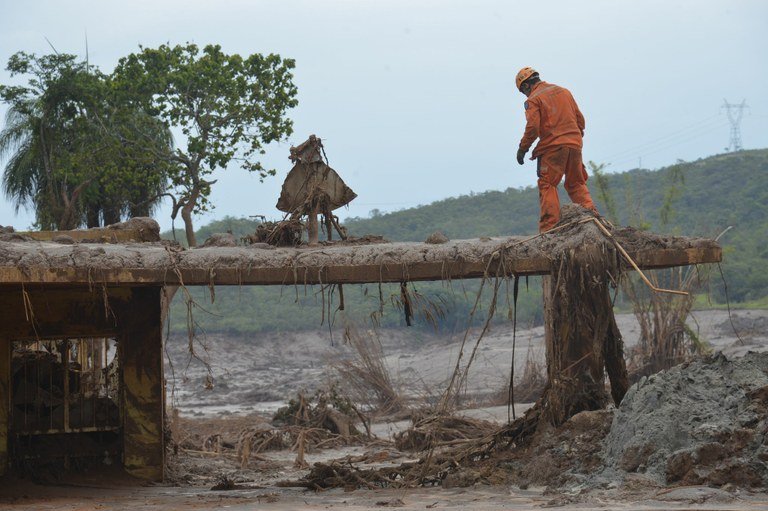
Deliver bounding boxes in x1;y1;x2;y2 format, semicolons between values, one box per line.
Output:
165;149;768;334
344;150;768;302
345;150;765;242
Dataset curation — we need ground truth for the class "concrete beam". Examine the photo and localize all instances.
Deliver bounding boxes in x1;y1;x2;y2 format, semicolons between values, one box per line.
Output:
0;244;721;287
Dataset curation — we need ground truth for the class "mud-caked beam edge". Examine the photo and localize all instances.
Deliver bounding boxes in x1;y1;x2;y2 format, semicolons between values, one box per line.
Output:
0;246;721;287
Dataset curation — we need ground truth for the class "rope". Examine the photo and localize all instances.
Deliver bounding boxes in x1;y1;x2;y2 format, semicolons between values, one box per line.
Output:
717;262;745;346
507;275;519;423
588;218;689;296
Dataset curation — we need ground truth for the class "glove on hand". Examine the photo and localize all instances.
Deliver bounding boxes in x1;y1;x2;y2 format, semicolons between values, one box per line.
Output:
516;148;526;165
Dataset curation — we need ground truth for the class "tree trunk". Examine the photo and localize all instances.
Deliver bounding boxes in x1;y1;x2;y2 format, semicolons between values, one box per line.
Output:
307;200;320;246
539;243;629;426
130;198;150;218
180;188;200;248
57;179;94;230
86;205;101;228
58;194;80;231
130;179;153;217
103;205;121;227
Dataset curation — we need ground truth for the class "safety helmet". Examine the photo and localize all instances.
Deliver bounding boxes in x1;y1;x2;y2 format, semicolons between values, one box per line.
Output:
516;67;538;90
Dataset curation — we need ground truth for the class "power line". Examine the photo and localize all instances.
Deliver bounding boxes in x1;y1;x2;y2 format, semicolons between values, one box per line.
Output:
600;114;723;162
721;99;749;152
604;119;729;169
610;120;729;169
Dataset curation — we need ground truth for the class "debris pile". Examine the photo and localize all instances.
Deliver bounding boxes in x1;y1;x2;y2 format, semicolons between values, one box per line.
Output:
600;351;768;488
201;232;237;248
279;461;394;490
235;136;393;248
272;386;368;438
241;219;303;247
444;351;768;492
394;414;497;452
168;384;374;478
237;134;357;247
237;387;370;468
106;217;161;241
424;231;449;244
280;352;768;493
484;409;614;490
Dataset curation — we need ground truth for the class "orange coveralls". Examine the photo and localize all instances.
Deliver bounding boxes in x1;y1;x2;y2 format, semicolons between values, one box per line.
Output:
519;81;597;232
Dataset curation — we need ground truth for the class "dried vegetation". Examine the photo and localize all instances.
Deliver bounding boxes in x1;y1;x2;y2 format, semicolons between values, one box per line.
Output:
332;324;405;414
170;384;373;473
625;264;710;380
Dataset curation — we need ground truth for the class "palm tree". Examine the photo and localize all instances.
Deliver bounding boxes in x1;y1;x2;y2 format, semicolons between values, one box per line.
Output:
0;96;83;229
0;99;44;218
0;52;173;229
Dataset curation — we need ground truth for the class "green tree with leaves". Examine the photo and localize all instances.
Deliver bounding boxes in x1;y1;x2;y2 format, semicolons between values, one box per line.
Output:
588;161;618;223
112;43;298;246
0;51;172;229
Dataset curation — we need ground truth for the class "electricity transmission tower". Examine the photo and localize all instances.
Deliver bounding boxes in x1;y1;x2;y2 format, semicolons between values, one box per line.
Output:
722;99;748;152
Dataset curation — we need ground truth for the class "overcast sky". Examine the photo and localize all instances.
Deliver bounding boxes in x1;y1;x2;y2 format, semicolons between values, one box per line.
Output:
1;0;766;231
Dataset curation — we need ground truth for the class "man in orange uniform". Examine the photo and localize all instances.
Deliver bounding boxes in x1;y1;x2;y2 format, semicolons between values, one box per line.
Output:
515;67;598;232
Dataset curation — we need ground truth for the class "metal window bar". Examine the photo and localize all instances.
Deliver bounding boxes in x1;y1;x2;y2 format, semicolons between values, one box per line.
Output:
10;338;121;436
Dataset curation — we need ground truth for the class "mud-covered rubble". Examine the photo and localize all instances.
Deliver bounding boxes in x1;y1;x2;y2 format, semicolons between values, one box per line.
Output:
0;217;161;244
491;409;614;490
415;351;768;494
599;351;768;489
537;205;716;255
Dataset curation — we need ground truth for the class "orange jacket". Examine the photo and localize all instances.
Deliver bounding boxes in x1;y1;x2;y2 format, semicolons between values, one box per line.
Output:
519;81;585;159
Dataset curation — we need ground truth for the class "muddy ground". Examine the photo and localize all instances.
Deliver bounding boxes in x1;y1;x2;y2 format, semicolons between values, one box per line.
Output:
1;309;767;510
3;480;768;510
167;309;768;418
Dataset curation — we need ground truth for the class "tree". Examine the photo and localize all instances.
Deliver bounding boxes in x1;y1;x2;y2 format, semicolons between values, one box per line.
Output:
80;105;174;226
0;51;172;229
112;43;298;246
